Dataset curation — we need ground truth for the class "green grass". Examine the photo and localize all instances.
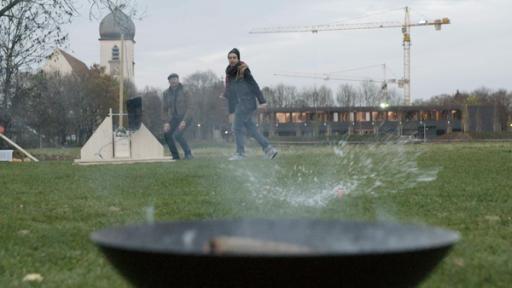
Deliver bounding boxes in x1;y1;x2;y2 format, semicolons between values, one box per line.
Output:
1;143;511;287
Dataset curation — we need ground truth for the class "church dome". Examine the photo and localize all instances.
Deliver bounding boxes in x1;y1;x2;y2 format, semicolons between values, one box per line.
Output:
99;8;135;40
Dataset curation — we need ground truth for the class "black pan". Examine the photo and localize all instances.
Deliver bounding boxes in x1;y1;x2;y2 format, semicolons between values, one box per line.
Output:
91;219;459;288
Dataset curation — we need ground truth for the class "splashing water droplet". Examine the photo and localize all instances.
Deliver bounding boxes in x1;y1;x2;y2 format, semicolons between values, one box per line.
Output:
226;137;438;208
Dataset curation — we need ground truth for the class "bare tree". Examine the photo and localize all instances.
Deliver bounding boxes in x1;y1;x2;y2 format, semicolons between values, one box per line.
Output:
14;65;119;147
272;84;288;108
263;84;297;108
261;86;276;107
299;87;317;108
139;86;162;137
359;80;379;107
0;0;76;111
88;0;141;20
336;84;357;107
317;85;335;107
184;71;227;139
299;86;334;108
0;0;74;19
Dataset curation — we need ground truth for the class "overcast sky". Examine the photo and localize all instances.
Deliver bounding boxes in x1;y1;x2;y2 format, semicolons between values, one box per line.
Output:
64;0;512;101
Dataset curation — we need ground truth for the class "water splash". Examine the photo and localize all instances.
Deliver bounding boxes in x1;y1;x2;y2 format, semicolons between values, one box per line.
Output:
226;137;438;208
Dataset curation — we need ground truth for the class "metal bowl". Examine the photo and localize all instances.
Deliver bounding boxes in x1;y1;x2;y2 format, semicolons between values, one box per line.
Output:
91;219;459;288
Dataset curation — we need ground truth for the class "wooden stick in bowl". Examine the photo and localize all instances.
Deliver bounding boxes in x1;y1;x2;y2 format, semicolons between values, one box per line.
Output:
206;236;313;255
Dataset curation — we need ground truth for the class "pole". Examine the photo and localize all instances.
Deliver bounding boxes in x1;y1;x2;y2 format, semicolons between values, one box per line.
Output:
119;34;125;128
382;64;388;103
0;133;39;162
403;7;411;105
423;122;427;143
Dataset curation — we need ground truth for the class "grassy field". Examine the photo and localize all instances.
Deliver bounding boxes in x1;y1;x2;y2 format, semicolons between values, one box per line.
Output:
1;142;511;287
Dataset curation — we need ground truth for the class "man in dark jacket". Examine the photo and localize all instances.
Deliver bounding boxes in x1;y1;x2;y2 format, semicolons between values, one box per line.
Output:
223;48;277;160
162;73;193;160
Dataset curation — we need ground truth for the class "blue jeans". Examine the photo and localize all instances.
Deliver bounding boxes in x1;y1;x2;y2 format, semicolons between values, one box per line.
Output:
164;117;191;159
232;109;270;155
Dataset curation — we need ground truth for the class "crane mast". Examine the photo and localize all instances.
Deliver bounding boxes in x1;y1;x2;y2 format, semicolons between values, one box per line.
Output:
403;7;411;105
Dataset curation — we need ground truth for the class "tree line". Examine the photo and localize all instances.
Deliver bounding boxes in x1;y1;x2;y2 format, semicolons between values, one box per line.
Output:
3;66;511;148
262;81;403;108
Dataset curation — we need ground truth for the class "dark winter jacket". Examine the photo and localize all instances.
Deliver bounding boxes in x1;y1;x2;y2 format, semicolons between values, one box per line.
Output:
162;84;192;123
223;62;266;113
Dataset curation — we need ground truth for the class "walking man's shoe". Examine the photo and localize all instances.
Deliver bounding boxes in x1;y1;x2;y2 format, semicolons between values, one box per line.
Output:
229;153;246;161
264;146;278;160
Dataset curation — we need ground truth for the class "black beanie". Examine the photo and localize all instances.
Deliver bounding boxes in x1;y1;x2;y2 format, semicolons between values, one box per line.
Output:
167;73;179;80
228;48;240;60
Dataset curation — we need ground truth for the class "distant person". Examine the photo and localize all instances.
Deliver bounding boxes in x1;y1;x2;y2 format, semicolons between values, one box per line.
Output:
222;48;277;160
162;73;193;160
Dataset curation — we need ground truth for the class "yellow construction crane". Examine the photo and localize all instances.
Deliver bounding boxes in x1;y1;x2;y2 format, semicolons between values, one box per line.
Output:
275;63;391;82
275;72;397;105
274;72;396;83
250;6;450;105
274;63;397;101
274;63;397;102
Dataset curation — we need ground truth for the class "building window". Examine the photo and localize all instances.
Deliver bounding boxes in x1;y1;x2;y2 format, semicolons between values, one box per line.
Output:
276;113;291;123
405;111;418;121
112;46;120;61
356;112;369;122
421;111;437;121
292;112;307;123
372;111;385;121
340;112;351;122
317;112;328;122
387;111;399;121
333;112;339;122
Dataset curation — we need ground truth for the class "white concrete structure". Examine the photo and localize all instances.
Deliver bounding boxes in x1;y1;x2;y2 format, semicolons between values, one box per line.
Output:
74;111;172;165
99;8;135;82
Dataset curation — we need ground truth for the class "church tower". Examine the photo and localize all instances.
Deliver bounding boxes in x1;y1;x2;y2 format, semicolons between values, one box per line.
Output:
99;8;135;82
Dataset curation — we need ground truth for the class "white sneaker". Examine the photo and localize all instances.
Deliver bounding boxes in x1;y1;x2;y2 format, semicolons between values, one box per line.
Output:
229;153;246;161
264;146;278;160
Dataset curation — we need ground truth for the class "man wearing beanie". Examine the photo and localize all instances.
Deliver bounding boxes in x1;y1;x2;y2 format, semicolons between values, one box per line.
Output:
162;73;193;160
222;48;278;160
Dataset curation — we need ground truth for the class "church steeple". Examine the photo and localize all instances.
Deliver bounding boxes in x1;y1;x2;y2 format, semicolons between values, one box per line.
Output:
99;8;136;41
99;8;135;82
